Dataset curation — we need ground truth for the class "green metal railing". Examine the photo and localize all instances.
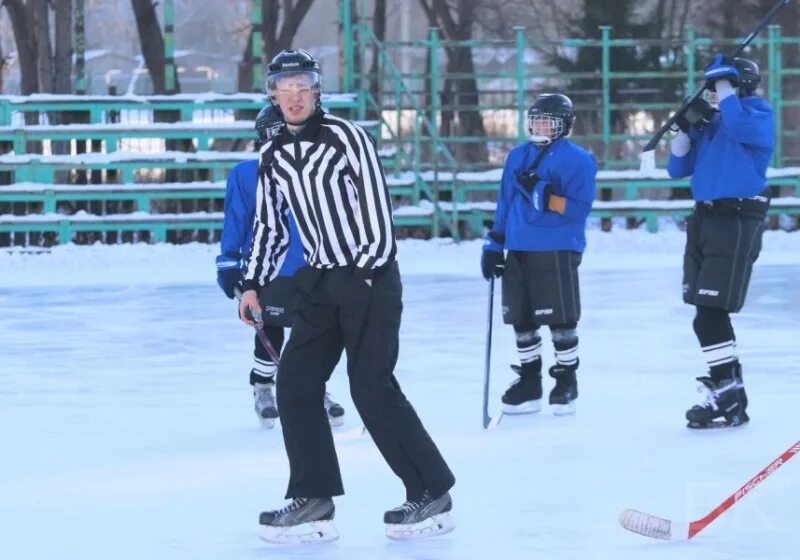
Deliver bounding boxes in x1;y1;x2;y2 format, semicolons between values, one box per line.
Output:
354;23;466;239
0;93;358;127
342;17;800;170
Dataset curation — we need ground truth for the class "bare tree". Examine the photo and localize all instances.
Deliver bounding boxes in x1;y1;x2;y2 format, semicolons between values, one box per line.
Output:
53;0;73;94
3;0;74;94
32;0;52;92
3;0;41;95
0;39;4;93
367;0;386;120
237;0;316;93
131;0;180;94
418;0;488;164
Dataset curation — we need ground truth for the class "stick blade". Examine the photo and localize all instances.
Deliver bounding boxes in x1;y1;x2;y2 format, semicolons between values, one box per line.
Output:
486;413;503;430
619;509;689;541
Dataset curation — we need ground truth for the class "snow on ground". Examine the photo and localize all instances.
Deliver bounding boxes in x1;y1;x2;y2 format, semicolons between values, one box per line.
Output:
2;228;800;288
1;230;798;560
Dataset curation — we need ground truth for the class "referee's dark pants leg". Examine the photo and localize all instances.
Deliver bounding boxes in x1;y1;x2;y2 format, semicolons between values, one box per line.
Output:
340;262;454;502
277;269;346;499
277;263;454;501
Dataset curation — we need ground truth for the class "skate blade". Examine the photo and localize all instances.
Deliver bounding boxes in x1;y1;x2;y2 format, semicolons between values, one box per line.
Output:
686;418;749;430
260;520;339;544
328;414;345;428
259;417;276;429
551;401;576;416
385;512;455;541
501;399;542;415
486;413;504;430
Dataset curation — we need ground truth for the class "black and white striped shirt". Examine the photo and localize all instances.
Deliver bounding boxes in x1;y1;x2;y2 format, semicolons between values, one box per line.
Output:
243;109;397;288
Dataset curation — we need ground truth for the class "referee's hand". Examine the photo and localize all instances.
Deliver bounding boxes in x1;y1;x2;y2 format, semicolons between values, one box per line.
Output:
237;289;262;327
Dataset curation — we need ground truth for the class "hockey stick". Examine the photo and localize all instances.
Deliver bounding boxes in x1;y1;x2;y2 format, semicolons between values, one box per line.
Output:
643;0;791;152
482;277;502;429
234;287;363;441
620;438;800;540
234;287;281;363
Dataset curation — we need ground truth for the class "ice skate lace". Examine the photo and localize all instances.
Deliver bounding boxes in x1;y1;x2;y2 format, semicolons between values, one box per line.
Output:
696;380;734;411
276;498;308;515
506;376;529;390
396;499;423;513
698;385;719;410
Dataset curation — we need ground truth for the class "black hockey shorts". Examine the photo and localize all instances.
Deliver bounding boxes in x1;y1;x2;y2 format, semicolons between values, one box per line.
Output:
258;275;299;328
683;197;768;313
501;250;582;326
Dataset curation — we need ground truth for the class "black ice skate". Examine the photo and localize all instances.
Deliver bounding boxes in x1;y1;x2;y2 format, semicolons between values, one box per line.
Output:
548;361;578;415
501;363;543;414
253;382;279;429
259;497;338;544
686;369;749;430
324;392;345;427
384;490;455;540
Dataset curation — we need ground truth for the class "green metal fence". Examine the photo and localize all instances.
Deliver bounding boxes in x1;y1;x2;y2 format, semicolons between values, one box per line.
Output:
342;19;800;171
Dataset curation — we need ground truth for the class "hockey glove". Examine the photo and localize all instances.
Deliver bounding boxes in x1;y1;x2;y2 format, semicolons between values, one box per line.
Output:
481;230;505;280
703;53;739;91
675;96;717;133
517;170;540;195
216;252;242;299
481;250;505;280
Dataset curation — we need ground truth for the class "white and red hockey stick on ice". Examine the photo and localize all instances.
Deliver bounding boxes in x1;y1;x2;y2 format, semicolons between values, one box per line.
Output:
620;438;800;540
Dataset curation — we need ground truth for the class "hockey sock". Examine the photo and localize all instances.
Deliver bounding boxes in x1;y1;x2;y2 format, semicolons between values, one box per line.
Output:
251;358;277;385
514;324;542;370
692;306;738;382
551;323;578;367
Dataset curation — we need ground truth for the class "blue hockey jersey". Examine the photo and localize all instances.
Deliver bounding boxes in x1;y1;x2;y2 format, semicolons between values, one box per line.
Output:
220;159;305;277
489;137;596;253
667;95;774;200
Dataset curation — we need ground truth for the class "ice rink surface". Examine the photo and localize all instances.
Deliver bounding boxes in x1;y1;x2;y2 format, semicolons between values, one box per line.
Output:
1;231;798;560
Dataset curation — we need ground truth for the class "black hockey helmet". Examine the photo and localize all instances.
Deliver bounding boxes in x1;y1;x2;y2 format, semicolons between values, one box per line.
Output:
267;48;320;76
733;57;760;97
527;93;575;145
254;105;284;148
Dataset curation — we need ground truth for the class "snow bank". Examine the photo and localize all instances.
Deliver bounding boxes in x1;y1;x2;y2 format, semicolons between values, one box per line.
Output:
2;229;798;288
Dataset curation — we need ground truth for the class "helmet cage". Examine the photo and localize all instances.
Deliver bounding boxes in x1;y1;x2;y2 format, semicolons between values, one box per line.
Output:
527;114;565;145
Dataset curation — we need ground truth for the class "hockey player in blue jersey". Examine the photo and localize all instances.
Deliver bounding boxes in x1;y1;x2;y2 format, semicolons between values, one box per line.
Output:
481;93;596;416
215;105;344;428
668;55;773;429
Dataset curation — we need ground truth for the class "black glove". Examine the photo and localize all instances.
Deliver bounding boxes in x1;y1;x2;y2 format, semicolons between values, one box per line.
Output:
216;252;242;299
486;230;505;245
481;250;505;280
517;170;540;194
675;96;717;133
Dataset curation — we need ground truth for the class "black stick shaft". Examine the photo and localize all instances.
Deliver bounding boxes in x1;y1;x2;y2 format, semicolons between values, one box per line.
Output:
643;0;791;152
234;287;282;364
482;277;495;429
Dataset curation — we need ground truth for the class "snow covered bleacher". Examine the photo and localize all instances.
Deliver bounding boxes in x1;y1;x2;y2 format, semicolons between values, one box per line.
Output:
2;93;800;246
